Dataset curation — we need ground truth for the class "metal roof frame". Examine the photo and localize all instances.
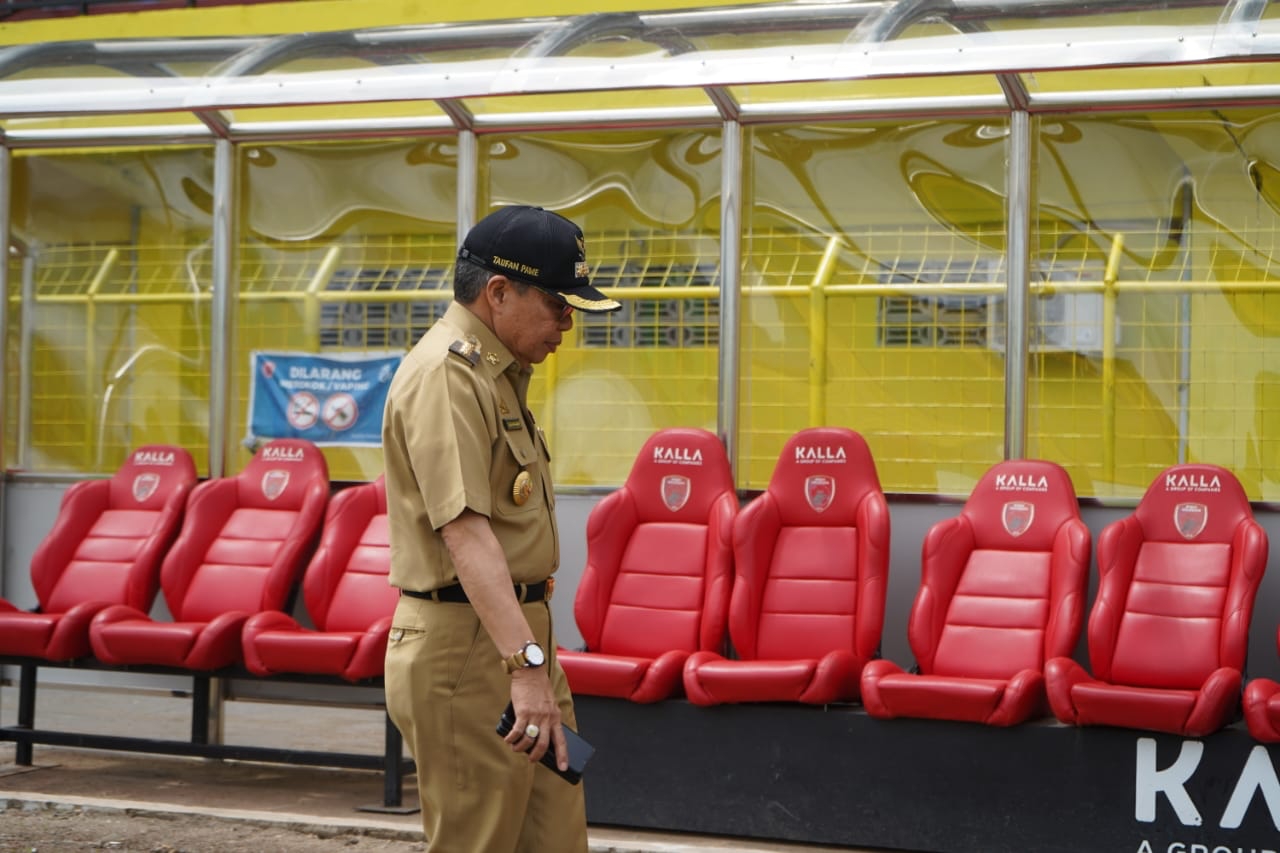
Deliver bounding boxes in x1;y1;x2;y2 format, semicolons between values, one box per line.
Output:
0;0;1273;145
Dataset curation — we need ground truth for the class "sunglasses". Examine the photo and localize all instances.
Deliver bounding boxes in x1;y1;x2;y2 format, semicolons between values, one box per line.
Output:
536;289;574;321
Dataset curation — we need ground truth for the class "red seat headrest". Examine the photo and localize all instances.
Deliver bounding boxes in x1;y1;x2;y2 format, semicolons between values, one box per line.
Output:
962;459;1081;549
237;439;329;507
624;427;734;521
766;427;881;526
1132;463;1252;544
108;445;198;510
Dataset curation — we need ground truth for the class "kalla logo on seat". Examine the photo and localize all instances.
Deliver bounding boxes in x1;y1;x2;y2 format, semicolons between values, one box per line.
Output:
794;446;847;464
263;444;306;462
133;449;176;466
995;473;1049;492
653;446;703;465
1164;472;1221;493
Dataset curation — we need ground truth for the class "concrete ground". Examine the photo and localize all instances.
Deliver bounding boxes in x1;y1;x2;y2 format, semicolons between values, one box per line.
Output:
0;683;872;853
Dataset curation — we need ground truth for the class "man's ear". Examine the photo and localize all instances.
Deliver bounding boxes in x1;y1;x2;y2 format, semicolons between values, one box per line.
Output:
484;274;509;308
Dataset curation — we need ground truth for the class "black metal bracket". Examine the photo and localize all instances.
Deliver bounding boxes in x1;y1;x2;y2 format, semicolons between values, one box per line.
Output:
0;658;416;811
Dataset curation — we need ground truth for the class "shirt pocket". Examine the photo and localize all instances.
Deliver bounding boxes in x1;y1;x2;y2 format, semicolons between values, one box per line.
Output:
496;429;543;517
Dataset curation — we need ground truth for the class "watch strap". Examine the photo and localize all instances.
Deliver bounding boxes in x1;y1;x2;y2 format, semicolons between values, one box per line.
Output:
503;641;544;674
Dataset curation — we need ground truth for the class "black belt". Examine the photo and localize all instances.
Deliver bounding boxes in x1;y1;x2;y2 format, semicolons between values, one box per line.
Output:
400;579;551;604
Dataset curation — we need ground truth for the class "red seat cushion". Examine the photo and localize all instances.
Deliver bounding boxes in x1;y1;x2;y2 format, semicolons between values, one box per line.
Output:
1069;680;1199;731
252;628;364;674
0;608;61;658
866;663;1013;721
1244;673;1280;742
559;651;687;703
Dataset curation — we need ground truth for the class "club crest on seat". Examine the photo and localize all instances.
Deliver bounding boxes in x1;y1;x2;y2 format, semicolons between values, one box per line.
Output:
1002;500;1035;537
262;470;291;501
1174;502;1208;539
132;473;160;502
805;475;835;512
662;475;690;511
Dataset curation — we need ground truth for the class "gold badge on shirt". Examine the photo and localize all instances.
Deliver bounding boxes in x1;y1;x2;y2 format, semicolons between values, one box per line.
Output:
512;470;533;505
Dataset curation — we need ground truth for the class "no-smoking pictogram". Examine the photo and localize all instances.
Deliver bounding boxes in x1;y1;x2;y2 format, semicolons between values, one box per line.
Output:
287;392;319;430
322;393;358;431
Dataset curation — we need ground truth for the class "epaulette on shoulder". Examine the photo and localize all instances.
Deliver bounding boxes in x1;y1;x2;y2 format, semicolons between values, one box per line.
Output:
448;336;482;366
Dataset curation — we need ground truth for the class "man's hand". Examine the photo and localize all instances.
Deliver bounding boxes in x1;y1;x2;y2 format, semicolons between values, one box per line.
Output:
505;668;569;771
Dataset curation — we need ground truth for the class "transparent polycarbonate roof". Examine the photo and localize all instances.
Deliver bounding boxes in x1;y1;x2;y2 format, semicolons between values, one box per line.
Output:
0;0;1276;144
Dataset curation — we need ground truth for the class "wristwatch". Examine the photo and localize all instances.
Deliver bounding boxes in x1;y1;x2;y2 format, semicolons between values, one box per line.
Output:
503;640;546;674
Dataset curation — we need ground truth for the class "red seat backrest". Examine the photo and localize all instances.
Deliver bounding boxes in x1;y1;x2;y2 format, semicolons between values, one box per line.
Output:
1093;463;1266;689
575;427;737;658
302;476;396;632
730;427;888;662
922;459;1086;679
36;445;197;614
161;439;330;622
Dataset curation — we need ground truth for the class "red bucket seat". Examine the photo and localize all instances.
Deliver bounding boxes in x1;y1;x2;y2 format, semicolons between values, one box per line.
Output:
1045;463;1268;737
558;427;737;703
861;459;1091;726
0;445;196;661
242;476;396;682
683;427;890;706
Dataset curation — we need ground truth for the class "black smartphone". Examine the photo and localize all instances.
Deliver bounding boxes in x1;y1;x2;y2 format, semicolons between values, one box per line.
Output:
496;702;595;785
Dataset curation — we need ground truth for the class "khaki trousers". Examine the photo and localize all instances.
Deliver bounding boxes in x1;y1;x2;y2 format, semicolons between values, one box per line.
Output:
385;594;588;853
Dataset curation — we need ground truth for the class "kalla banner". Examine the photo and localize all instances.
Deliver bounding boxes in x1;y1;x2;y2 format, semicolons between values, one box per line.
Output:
247;351;402;447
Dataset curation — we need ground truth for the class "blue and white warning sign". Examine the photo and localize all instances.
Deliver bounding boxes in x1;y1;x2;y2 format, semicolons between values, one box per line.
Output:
247;351;401;447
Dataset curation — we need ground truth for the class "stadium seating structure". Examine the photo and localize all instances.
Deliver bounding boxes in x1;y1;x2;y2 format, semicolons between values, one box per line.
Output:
11;429;1280;744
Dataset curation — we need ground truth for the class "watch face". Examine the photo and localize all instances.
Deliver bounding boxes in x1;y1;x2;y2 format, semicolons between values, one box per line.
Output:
525;642;546;667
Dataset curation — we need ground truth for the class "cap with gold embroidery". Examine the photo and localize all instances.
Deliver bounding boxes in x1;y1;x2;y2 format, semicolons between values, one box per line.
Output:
458;205;621;314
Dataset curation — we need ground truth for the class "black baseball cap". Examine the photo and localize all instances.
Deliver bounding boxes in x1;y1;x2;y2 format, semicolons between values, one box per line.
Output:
458;205;621;313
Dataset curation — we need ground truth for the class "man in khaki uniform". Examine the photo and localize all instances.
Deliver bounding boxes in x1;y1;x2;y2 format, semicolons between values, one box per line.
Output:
382;205;621;852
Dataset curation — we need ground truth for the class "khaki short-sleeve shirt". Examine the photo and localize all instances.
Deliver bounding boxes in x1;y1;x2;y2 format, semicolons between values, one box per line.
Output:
382;302;558;591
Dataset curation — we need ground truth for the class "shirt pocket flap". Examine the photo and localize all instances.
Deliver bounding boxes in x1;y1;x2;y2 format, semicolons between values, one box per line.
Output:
503;429;537;467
